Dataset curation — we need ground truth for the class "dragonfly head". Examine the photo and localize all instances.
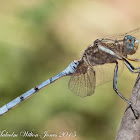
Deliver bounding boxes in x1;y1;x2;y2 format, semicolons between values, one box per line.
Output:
124;35;139;55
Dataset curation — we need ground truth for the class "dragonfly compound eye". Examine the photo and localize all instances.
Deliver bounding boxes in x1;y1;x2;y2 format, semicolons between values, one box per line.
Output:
134;39;139;50
124;35;137;55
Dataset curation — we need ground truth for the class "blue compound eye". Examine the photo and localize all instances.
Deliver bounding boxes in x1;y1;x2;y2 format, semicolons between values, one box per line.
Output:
124;35;136;55
134;39;139;50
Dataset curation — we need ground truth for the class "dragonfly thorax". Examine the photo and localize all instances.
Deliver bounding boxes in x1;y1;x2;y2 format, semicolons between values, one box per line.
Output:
124;35;139;55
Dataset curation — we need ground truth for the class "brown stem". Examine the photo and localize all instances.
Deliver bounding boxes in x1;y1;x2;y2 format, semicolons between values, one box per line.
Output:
116;73;140;140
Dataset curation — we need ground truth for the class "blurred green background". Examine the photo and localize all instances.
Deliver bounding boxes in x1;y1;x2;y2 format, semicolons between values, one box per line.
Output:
0;0;140;140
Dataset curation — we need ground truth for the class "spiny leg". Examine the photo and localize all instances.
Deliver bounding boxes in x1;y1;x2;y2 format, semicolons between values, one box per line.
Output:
113;61;139;119
127;58;140;62
123;58;140;72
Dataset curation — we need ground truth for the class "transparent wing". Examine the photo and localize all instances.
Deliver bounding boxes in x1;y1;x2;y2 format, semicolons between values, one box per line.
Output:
101;27;140;60
68;63;96;97
100;32;125;42
101;27;140;41
126;27;140;36
69;27;140;97
94;60;124;86
95;27;140;85
98;27;140;68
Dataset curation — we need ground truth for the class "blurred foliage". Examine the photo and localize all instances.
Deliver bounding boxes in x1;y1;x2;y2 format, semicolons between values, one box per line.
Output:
0;0;139;140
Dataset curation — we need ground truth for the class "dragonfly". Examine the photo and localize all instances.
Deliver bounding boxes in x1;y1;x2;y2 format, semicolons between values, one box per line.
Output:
0;27;140;118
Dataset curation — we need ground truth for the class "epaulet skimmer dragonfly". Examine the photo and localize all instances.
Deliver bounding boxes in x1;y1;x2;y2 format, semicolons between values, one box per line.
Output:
0;27;140;118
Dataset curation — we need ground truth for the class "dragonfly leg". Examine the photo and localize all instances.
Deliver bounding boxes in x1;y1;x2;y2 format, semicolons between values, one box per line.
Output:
127;58;140;62
123;58;140;72
113;61;139;119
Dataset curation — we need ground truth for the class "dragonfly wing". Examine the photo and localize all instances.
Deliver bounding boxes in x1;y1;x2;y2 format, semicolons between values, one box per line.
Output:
126;27;140;36
68;63;96;97
100;32;124;42
101;27;140;60
94;60;124;86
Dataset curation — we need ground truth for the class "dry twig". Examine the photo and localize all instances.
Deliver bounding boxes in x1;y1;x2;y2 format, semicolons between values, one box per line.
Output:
116;73;140;140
